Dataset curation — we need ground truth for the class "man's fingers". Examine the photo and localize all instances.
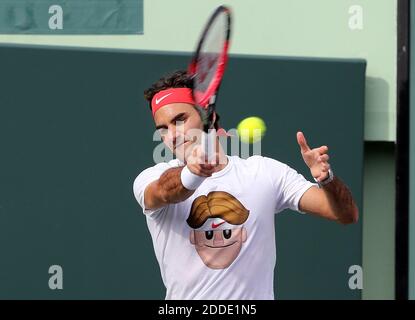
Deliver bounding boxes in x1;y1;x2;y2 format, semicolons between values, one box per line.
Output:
317;145;328;155
296;131;311;153
200;163;214;170
321;163;330;172
205;152;218;165
318;154;330;162
188;165;213;177
315;174;327;182
188;145;206;165
199;166;215;176
197;146;207;161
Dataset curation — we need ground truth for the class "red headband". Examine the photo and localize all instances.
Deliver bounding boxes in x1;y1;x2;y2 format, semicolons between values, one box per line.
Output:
151;88;195;116
150;87;231;137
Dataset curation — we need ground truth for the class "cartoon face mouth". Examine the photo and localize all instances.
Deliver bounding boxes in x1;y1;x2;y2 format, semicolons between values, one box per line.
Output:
204;241;237;249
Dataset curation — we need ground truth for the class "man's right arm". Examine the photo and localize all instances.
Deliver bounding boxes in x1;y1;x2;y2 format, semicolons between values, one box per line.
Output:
144;167;194;210
143;145;220;211
144;162;219;209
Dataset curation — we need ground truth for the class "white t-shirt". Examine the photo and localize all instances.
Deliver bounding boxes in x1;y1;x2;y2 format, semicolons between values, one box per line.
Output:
133;155;315;300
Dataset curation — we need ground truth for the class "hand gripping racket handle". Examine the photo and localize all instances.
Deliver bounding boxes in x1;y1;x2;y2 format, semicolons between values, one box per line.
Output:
202;129;216;163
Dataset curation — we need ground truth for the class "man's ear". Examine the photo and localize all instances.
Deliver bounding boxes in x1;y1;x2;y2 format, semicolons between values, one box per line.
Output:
210;111;217;126
190;230;195;244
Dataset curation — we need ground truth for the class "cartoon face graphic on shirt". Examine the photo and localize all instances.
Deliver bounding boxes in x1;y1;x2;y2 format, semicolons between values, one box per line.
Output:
187;191;250;269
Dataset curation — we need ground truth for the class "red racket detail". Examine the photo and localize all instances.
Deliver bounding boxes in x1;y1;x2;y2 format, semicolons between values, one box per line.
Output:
188;6;231;111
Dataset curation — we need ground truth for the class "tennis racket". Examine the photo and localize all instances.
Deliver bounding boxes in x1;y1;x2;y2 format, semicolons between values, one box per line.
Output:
188;5;232;161
188;5;231;131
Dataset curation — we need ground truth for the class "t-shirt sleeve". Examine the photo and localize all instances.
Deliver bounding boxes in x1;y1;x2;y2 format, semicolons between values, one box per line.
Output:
262;156;315;213
133;162;175;218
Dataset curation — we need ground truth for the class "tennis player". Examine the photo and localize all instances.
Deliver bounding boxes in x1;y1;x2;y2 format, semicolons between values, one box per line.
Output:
133;70;359;300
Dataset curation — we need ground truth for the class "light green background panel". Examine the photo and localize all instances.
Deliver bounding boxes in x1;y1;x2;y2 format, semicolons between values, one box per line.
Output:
0;0;143;34
0;0;397;142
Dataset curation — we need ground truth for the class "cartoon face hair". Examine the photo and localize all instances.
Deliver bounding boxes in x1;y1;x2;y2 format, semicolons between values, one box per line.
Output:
187;191;249;229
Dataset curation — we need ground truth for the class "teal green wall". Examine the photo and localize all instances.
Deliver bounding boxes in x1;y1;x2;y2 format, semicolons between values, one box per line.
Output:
0;46;365;299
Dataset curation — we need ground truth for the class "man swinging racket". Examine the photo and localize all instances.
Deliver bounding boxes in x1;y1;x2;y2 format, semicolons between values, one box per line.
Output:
133;6;358;300
132;70;358;300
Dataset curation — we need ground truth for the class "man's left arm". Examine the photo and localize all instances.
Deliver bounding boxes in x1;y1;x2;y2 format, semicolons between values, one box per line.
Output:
296;132;359;225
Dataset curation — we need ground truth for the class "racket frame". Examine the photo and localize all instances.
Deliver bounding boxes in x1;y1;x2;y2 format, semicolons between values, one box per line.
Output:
188;5;231;131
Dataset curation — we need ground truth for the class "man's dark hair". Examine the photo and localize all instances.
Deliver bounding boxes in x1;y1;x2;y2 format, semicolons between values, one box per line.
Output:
144;70;220;130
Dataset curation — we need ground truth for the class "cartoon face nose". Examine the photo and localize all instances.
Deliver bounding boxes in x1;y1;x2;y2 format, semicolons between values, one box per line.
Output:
213;230;224;246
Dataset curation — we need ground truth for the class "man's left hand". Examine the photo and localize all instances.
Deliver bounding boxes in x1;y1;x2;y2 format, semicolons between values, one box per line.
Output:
296;131;330;182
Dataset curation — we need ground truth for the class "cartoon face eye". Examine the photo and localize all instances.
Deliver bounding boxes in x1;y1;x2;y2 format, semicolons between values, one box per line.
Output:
223;229;232;239
205;230;214;240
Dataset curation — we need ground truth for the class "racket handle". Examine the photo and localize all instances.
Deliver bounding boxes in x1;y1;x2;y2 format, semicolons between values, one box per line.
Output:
202;130;216;163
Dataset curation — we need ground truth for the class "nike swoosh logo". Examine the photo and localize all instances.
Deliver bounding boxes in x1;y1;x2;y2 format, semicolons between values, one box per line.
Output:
155;93;173;105
211;221;226;229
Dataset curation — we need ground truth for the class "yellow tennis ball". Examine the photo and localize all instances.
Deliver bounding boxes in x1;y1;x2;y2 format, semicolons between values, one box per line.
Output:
237;116;267;144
